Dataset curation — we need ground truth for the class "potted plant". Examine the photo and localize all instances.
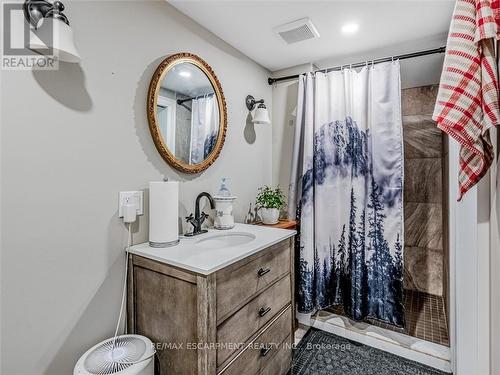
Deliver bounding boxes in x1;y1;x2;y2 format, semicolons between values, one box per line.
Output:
256;186;286;225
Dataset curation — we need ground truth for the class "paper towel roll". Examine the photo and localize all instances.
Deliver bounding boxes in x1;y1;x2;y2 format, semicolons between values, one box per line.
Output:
149;181;179;247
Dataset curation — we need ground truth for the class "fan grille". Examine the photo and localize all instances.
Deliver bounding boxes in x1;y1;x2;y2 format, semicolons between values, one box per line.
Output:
274;18;320;44
278;24;316;44
83;336;147;375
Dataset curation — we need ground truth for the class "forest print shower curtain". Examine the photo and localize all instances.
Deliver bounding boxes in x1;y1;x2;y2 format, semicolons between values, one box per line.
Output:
288;61;405;326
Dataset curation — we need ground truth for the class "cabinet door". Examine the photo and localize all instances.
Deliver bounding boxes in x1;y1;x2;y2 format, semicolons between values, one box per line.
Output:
133;264;198;375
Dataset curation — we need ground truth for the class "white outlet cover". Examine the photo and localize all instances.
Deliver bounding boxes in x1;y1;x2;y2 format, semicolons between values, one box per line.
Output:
119;191;144;217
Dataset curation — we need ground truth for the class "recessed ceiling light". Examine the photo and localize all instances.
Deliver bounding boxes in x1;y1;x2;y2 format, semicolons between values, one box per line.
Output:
179;71;191;78
341;22;359;34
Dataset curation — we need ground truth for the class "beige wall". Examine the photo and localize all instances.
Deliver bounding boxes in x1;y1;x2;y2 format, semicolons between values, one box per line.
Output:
0;2;272;374
271;64;314;198
271;81;296;192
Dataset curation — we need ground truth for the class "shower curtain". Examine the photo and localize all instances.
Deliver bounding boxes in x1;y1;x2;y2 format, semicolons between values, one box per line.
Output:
289;61;405;326
190;95;219;164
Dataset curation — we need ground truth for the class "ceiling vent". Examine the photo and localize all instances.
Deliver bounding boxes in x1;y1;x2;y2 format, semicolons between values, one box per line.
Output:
274;18;320;44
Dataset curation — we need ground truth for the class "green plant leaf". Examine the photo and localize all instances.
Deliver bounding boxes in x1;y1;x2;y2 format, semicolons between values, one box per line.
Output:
255;185;286;209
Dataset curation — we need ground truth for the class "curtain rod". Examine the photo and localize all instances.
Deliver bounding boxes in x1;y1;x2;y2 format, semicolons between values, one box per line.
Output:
177;92;215;105
267;46;446;85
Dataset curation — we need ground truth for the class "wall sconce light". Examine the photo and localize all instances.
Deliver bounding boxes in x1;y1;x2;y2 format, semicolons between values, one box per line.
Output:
246;95;271;125
24;0;81;63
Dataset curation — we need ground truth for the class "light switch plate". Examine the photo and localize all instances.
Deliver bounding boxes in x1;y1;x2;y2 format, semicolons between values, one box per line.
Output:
119;191;144;218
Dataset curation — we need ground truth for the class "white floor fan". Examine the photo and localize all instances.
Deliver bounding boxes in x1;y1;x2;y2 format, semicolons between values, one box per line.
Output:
74;224;156;375
74;335;155;375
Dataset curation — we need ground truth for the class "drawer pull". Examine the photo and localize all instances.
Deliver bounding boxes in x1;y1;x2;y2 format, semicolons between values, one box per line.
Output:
257;267;271;277
258;306;271;317
260;345;272;357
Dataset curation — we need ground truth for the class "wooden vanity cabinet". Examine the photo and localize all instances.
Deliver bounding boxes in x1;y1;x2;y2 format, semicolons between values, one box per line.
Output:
127;237;295;375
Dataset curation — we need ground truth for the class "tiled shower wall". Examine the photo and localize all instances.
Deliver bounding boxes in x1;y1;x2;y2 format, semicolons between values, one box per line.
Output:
401;86;449;305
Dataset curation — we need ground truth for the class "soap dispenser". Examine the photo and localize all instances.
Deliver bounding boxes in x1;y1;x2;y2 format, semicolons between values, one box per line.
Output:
213;178;236;230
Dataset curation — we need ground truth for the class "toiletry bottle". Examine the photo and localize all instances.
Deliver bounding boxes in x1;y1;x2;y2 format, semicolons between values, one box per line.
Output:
218;177;231;197
245;203;255;224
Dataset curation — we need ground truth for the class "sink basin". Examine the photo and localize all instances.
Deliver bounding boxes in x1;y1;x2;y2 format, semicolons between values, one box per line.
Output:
195;232;256;249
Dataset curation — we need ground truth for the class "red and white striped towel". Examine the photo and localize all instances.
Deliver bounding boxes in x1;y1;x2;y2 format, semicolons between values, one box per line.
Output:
433;0;500;200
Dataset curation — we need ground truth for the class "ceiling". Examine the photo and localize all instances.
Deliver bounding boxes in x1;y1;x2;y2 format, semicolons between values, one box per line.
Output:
161;62;214;97
169;1;455;74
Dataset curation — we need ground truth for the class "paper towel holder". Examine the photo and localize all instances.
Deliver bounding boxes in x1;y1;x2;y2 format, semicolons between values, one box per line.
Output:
148;180;180;248
149;239;179;248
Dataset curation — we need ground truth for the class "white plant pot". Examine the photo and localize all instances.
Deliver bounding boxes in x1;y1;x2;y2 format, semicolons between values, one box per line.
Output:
260;208;280;225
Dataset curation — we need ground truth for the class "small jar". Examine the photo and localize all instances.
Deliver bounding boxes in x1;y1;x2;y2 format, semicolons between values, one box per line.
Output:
213;195;237;230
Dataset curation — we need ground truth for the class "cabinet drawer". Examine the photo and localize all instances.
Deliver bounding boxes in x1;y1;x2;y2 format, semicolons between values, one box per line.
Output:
217;276;291;366
218;306;292;375
216;240;291;322
260;334;292;375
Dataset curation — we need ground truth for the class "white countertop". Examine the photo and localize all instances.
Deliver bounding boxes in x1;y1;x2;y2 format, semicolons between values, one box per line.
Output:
126;223;296;275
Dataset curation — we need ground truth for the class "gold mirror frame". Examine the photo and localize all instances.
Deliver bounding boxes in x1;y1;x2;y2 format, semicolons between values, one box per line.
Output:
147;52;227;174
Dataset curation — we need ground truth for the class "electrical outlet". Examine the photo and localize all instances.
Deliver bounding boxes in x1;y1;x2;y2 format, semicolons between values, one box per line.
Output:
119;191;144;218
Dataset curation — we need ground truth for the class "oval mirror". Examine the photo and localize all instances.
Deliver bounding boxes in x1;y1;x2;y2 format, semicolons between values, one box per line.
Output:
147;53;227;173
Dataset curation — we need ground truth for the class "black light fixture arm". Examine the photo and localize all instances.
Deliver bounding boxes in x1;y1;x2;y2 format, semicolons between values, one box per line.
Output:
24;0;69;28
246;95;266;110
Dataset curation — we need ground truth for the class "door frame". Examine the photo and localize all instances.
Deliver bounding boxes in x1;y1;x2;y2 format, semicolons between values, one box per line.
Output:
448;137;491;375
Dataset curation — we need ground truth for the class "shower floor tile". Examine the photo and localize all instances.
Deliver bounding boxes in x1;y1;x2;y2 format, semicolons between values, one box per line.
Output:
326;289;449;346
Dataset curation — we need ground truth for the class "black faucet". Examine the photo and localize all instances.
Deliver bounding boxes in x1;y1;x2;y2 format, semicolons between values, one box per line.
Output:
185;192;215;236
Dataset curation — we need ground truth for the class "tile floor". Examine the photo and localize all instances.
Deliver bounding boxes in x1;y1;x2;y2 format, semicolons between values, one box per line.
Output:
327;289;449;346
294;325;308;345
